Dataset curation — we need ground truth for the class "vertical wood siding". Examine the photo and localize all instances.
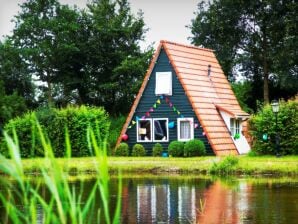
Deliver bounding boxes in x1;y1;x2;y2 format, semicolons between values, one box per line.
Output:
125;48;213;155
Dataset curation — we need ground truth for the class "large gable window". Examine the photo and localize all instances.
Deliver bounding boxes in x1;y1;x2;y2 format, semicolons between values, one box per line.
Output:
177;118;194;141
153;118;168;142
137;119;152;142
155;72;172;95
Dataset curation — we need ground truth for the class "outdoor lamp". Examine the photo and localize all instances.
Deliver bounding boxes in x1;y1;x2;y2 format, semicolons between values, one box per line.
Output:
271;100;279;113
271;100;280;157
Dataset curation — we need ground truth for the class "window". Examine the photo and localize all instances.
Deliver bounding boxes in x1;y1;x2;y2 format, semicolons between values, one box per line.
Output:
153;118;169;142
177;118;194;141
230;118;240;136
155;72;172;95
137;119;152;142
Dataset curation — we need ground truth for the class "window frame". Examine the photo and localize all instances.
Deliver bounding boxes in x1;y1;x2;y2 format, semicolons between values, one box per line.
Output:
155;71;172;96
153;118;169;142
230;118;240;136
177;117;194;141
137;118;152;142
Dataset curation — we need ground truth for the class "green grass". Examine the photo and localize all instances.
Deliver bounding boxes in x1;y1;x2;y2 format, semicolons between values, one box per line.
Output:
15;155;298;176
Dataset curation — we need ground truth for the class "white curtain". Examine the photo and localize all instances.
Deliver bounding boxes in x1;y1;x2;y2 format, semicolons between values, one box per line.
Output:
180;121;191;139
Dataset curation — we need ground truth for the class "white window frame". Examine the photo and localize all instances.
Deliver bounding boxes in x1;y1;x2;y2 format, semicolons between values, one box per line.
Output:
155;72;172;96
153;118;169;142
137;118;152;142
230;118;240;136
177;118;194;141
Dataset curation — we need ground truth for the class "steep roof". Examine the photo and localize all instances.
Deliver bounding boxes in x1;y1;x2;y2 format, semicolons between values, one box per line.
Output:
118;40;249;155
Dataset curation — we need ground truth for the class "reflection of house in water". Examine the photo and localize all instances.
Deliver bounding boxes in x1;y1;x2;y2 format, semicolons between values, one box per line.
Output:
178;186;196;223
137;184;171;223
197;180;251;224
121;179;252;223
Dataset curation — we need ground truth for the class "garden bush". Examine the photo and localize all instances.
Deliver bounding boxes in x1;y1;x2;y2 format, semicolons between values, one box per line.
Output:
152;143;163;157
249;100;298;155
132;144;146;157
184;139;206;157
0;105;110;158
114;143;129;156
108;115;126;155
168;141;184;157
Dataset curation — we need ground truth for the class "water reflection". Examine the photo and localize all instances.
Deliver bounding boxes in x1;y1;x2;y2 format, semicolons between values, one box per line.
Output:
1;176;298;223
118;177;298;224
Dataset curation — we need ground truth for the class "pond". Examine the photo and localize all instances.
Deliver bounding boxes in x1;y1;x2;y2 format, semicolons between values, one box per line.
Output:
1;175;298;223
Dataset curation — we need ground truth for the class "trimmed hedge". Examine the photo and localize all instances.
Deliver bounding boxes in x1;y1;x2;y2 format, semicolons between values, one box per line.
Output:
168;141;184;157
152;143;163;157
0;106;110;158
132;144;146;157
249;100;298;155
115;143;129;156
184;139;206;157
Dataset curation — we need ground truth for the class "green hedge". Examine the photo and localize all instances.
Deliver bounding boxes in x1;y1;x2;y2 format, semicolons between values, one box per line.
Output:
184;139;206;157
114;143;129;156
152;143;163;157
168;141;184;157
132;144;146;157
0;106;110;158
249;100;298;155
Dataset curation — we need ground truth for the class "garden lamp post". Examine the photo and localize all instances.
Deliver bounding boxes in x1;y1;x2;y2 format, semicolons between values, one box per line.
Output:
271;100;280;157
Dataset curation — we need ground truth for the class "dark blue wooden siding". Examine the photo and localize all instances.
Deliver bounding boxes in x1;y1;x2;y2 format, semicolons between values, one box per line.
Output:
125;48;213;155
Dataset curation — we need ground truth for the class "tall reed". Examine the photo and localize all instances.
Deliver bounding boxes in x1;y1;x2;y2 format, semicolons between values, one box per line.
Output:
0;120;121;224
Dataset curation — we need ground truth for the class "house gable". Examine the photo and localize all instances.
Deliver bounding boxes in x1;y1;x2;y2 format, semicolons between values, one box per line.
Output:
121;48;213;155
118;40;250;156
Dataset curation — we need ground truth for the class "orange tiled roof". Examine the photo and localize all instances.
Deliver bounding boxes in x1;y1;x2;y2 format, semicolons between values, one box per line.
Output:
118;40;249;155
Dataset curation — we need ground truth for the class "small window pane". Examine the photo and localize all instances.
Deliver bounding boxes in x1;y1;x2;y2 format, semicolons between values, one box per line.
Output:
180;121;191;139
137;120;152;141
155;72;172;95
178;118;194;141
153;119;168;141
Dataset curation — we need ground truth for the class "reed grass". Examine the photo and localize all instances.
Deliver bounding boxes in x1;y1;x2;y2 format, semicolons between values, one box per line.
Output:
0;121;121;224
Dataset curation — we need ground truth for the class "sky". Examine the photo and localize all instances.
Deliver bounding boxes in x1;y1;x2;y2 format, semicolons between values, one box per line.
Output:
0;0;199;49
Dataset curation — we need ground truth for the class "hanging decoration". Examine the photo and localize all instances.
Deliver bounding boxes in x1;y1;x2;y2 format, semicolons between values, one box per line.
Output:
127;95;202;130
122;134;129;141
234;133;240;140
168;121;175;129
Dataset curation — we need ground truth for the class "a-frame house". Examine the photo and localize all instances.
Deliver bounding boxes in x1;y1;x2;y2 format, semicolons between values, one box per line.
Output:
117;40;250;156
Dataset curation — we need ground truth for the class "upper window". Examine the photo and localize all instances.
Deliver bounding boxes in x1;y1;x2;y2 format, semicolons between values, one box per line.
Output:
177;118;194;141
137;119;152;142
155;72;172;95
153;118;169;142
230;118;240;136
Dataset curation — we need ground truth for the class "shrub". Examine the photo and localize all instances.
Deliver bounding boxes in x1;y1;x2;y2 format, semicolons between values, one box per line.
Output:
249;100;298;155
114;143;129;156
132;144;146;157
184;139;206;157
168;141;184;157
0;105;110;158
209;156;239;175
152;143;163;157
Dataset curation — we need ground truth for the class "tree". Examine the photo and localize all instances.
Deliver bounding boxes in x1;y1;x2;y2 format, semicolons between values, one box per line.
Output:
190;0;297;104
0;40;35;107
82;0;152;114
9;0;152;114
11;0;86;107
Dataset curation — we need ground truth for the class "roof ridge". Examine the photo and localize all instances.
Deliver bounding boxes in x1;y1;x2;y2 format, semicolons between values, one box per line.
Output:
160;40;214;52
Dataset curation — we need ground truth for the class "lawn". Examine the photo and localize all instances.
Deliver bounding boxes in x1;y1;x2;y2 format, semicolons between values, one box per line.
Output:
18;155;298;176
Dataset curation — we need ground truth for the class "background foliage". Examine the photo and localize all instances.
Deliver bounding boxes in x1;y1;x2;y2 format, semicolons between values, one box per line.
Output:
249;100;298;155
0;106;110;157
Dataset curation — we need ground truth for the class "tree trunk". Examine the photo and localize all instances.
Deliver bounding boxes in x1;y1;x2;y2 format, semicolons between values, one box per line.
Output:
47;80;53;106
263;59;269;104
